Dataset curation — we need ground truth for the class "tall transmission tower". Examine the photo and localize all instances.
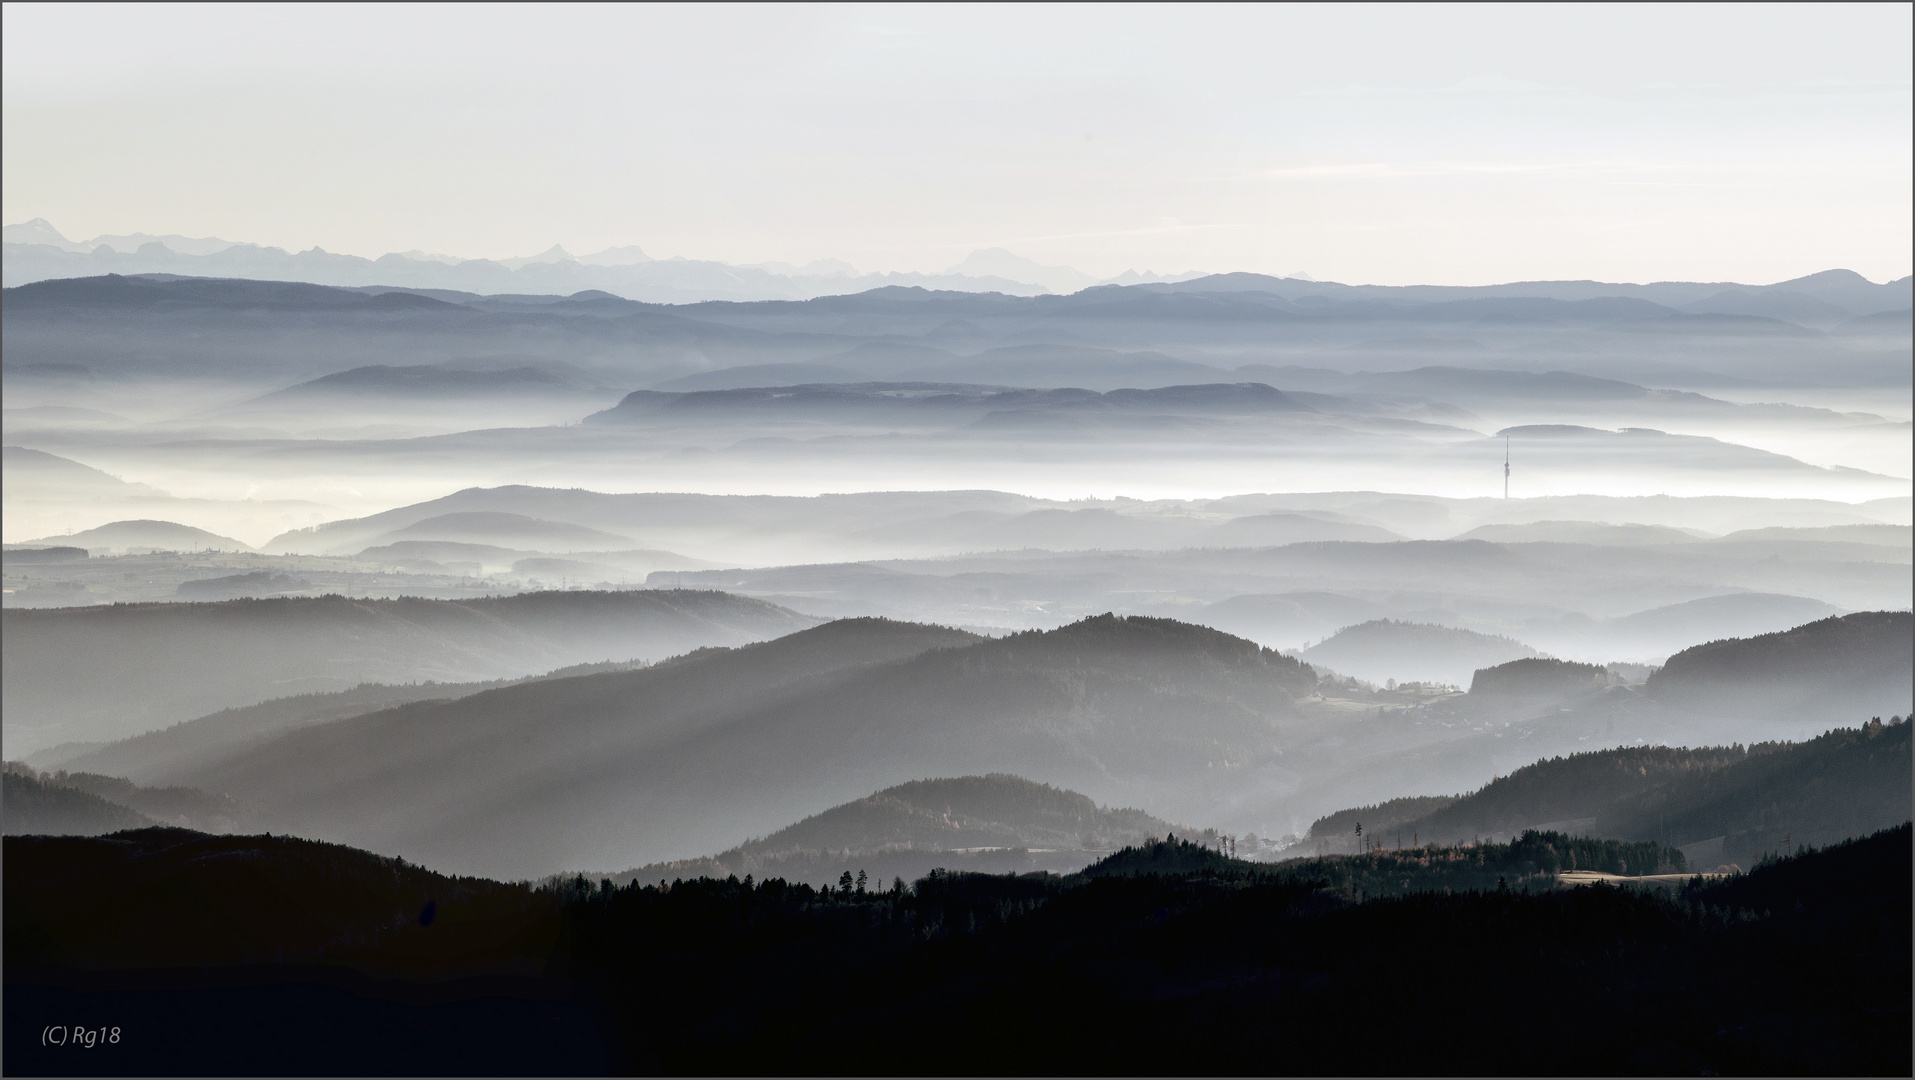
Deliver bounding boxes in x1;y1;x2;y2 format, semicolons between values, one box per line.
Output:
1503;433;1510;499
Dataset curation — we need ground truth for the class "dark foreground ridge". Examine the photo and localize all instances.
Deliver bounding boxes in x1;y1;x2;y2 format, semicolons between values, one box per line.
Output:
5;823;1908;1076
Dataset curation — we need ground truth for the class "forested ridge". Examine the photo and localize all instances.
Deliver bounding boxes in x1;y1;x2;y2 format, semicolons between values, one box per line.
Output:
1397;743;1750;844
1651;610;1912;688
0;771;153;836
6;825;1907;1075
1311;717;1911;853
50;657;655;784
607;774;1187;888
1595;716;1912;860
2;588;819;747
1644;610;1913;719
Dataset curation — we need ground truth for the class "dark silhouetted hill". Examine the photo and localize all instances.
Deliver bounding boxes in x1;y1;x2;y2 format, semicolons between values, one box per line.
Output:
1076;833;1247;878
5;812;1905;1075
3;826;554;972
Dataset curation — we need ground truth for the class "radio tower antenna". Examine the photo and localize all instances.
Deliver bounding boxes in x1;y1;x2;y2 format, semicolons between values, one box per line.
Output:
1503;433;1510;500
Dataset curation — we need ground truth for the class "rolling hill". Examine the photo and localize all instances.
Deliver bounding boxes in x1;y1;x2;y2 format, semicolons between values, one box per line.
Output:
1595;717;1912;864
1647;610;1913;721
1467;657;1612;699
1194;591;1386;650
17;518;252;553
1;764;251;834
1;769;155;835
356;512;637;552
2;445;168;498
152;615;1316;878
1369;744;1750;847
1593;592;1848;659
604;774;1188;888
33;659;651;780
1298;618;1537;685
1453;520;1703;545
0;589;820;753
251;363;617;401
1310;718;1911;862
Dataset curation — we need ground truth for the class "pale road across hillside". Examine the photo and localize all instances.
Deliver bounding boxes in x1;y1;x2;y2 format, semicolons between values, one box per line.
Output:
1560;870;1734;888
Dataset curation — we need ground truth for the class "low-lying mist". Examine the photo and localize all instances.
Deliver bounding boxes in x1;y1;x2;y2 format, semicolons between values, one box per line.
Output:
2;268;1908;881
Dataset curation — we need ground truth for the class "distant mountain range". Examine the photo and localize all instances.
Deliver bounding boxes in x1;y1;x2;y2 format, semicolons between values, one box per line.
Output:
5;272;1905;408
7;221;1908;319
1;220;1213;301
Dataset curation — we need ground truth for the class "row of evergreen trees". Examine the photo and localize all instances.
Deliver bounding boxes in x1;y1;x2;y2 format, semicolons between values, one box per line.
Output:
557;825;1908;1075
7;822;1906;1074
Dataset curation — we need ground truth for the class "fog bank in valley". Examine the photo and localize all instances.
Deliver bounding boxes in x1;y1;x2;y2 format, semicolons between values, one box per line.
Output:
3;265;1907;877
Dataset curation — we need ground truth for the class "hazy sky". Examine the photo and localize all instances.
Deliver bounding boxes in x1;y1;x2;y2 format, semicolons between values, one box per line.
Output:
4;3;1910;284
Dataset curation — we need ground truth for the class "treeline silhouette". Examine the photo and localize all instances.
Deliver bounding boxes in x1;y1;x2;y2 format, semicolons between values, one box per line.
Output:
2;763;251;833
1308;793;1457;844
7;826;1907;1075
560;828;1905;1075
1269;831;1683;898
0;770;152;836
5;827;555;972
